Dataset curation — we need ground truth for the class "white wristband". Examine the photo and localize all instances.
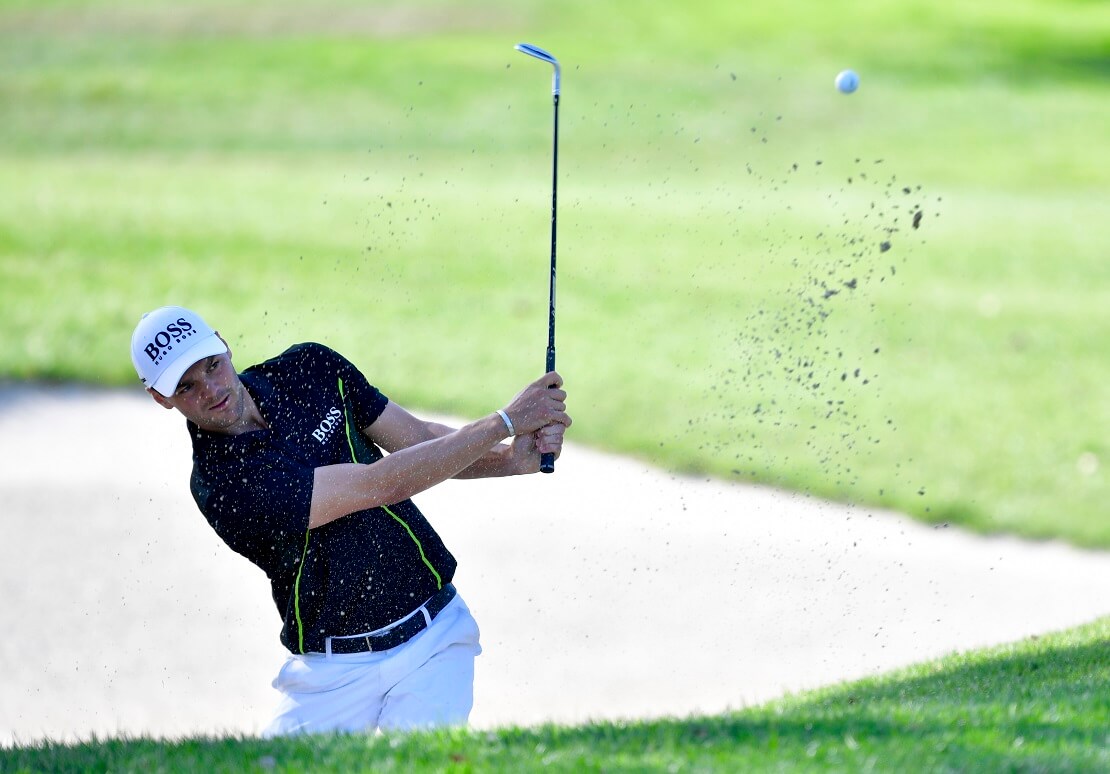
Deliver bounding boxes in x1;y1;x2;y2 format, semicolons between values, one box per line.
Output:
496;409;515;436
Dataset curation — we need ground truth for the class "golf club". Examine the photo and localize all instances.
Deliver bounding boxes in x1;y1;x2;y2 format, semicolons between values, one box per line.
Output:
514;42;561;474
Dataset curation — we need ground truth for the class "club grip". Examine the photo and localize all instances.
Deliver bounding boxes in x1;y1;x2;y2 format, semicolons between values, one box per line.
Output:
542;349;557;474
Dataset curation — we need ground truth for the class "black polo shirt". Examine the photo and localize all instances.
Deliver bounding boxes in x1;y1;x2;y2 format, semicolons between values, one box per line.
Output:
188;342;457;654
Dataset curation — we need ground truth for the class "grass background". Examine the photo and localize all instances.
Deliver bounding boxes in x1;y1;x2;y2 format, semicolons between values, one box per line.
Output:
2;1;1108;768
2;0;1109;547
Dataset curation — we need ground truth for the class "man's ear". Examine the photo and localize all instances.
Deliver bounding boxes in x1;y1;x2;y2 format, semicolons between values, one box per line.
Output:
148;388;174;410
216;332;232;361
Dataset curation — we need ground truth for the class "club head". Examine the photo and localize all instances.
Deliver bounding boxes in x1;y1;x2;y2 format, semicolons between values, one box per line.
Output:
515;42;561;96
515;43;557;66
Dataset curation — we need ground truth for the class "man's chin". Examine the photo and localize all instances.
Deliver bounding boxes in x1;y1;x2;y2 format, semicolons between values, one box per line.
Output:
203;392;247;433
192;407;235;434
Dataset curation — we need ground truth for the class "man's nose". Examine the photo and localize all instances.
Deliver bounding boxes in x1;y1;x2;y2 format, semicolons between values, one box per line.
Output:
197;374;217;402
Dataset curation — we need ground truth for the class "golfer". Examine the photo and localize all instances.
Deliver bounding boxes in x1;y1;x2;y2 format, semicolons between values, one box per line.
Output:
130;305;571;735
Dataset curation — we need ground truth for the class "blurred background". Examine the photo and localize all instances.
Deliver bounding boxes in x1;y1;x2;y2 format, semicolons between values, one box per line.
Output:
1;0;1108;548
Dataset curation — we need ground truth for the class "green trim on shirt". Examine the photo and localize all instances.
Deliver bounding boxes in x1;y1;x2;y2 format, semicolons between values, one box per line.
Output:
338;376;443;589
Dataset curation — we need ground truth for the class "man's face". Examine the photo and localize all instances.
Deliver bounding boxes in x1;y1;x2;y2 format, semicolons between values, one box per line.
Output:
150;352;250;434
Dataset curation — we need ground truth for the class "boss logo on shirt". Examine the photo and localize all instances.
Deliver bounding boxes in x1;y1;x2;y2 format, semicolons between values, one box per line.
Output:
312;407;344;443
142;318;196;366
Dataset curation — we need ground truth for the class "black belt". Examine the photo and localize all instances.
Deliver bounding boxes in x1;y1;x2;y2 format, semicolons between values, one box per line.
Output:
326;584;457;655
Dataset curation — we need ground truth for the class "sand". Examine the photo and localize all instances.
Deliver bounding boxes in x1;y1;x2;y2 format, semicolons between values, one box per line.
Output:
2;384;1108;744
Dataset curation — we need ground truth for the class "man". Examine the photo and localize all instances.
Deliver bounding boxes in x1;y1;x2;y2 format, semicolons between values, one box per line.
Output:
130;305;570;735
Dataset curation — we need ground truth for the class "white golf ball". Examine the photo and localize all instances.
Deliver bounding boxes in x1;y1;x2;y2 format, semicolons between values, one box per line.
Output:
835;69;859;94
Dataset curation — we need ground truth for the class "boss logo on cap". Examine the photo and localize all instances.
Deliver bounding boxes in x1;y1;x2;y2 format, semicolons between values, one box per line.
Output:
143;317;196;367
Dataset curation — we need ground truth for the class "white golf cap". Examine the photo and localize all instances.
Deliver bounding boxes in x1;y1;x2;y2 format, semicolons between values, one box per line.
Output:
130;306;228;397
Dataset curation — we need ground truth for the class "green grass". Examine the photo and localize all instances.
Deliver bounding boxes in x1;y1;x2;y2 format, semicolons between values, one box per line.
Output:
1;3;1109;552
4;618;1107;772
3;3;1108;766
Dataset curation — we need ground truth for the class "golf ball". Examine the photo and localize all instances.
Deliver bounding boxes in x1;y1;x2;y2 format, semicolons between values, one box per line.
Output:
835;69;859;94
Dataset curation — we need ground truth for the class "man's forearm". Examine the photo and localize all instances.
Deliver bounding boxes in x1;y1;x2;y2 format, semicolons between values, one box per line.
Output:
310;414;511;528
454;442;521;479
423;422;522;479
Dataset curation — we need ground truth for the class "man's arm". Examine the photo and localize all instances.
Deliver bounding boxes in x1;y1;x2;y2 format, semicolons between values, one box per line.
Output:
308;372;569;529
365;403;564;479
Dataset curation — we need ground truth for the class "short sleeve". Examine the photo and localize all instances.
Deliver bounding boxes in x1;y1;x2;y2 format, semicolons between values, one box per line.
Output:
324;346;389;430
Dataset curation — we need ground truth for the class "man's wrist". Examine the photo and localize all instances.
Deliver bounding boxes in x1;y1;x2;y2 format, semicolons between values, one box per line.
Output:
496;409;515;437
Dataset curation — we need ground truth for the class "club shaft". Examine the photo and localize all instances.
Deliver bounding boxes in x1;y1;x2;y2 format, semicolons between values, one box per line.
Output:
547;92;559;363
540;91;559;474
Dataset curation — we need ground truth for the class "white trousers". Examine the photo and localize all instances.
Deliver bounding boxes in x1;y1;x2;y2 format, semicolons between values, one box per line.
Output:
263;594;482;736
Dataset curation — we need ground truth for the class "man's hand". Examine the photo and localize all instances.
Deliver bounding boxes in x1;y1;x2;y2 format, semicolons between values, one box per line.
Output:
506;422;567;474
500;371;570;475
501;371;570;437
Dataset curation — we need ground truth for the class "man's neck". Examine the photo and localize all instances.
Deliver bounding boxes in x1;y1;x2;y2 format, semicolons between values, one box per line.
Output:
220;383;269;436
238;387;269;433
212;379;270;435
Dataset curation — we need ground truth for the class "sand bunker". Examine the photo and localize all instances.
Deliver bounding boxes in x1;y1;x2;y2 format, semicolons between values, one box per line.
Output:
2;384;1108;744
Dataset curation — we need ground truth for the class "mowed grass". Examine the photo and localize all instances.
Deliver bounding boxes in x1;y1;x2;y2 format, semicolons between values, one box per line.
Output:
2;3;1109;768
1;1;1109;550
4;618;1107;772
